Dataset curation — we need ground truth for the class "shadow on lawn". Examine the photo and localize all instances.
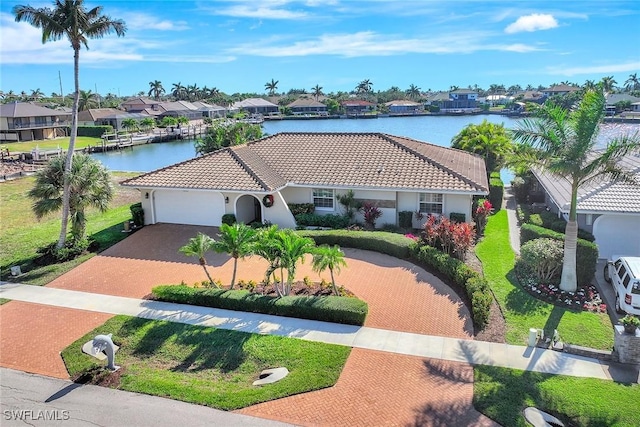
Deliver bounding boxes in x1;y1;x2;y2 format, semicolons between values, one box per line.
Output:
504;269;548;315
119;317;248;373
473;366;621;427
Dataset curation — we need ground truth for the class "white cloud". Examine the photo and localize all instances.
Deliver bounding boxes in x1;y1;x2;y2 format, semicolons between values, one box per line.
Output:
505;14;558;33
226;31;541;57
545;61;640;76
122;12;190;31
199;0;309;20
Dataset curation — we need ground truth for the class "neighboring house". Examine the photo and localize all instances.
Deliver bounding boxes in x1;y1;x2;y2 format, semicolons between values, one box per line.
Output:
426;90;479;112
541;85;580;98
77;108;124;127
121;97;161;113
530;153;640;259
286;98;328;115
605;94;640;116
516;91;546;104
341;100;376;115
97;112;151;132
0;102;71;141
191;101;227;118
385;100;423;115
231;98;279;115
122;132;488;230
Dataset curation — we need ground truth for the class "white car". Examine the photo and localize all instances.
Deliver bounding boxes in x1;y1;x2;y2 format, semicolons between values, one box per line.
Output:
604;256;640;315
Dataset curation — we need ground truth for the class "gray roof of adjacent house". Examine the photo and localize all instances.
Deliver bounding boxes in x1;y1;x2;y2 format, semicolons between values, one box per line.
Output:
0;102;69;118
78;108;124;121
450;89;478;95
385;100;421;107
606;93;640;105
533;152;640;214
122;132;489;194
543;84;580;93
231;98;278;109
286;98;326;108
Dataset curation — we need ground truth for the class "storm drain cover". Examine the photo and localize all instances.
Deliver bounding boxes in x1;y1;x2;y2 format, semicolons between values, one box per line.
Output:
253;367;289;386
524;407;565;427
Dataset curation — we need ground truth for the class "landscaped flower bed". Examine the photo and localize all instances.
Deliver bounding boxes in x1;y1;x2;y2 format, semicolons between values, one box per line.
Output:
517;269;606;313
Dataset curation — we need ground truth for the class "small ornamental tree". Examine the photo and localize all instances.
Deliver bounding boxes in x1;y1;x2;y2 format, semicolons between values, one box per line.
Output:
519;238;564;283
436;217;455;255
474;199;493;236
422;214;439;247
360;202;382;229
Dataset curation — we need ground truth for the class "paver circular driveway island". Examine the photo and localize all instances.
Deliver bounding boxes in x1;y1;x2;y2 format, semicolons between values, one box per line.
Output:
3;223;494;426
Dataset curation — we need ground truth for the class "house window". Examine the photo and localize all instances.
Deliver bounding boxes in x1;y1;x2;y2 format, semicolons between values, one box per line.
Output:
313;188;334;210
419;193;443;214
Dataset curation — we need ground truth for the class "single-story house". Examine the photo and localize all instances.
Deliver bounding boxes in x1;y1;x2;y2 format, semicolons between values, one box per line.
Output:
78;108;125;127
286;98;328;115
122;132;489;230
230;98;279;115
530;153;640;259
0;102;71;141
426;90;479;111
385;100;423;114
541;84;580;98
341;100;376;115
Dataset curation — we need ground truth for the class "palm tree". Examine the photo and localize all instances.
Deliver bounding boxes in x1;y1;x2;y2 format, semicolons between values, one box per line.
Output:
312;245;347;296
624;73;640;92
28;154;113;244
451;119;513;174
148;80;164;100
78;89;97;110
406;84;421;100
14;0;126;250
253;225;284;292
356;79;372;94
601;76;617;93
171;82;186;100
278;230;315;295
511;89;640;292
29;88;44;100
583;80;597;90
121;117;138;132
179;233;218;287
213;223;256;289
186;84;199;101
265;78;279;96
311;84;323;101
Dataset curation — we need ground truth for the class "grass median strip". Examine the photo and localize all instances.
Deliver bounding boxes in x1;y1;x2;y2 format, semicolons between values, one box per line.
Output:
475;210;613;350
62;315;351;410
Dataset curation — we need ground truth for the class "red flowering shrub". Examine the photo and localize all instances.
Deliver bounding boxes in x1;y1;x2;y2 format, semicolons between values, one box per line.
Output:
422;215;475;260
360;202;382;229
474;199;493;236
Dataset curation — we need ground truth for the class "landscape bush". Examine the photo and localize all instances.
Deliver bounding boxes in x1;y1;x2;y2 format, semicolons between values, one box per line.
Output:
520;223;598;286
130;203;144;227
152;285;368;325
287;203;315;216
488;172;504;212
294;213;350;229
398;211;413;229
449;212;466;223
298;229;413;259
516;204;595;242
221;214;237;225
75;125;112;138
411;245;491;328
518;238;564;283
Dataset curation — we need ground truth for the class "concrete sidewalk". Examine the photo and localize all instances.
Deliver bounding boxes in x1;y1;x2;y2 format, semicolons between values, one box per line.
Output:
0;282;619;381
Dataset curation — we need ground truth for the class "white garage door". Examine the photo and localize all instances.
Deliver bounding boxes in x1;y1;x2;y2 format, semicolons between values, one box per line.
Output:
154;190;225;226
593;214;640;259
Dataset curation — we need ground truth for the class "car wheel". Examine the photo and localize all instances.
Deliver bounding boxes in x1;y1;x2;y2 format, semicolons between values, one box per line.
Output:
615;295;624;314
603;264;612;283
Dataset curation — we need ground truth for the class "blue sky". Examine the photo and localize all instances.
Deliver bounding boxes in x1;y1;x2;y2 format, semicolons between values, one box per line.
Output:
1;0;639;97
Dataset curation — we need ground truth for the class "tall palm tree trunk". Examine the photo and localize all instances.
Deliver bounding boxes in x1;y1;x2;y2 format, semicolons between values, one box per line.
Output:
57;48;80;249
230;257;238;289
199;259;215;287
559;185;579;292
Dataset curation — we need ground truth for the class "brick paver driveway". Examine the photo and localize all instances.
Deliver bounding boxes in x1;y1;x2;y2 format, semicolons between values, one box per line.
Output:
1;224;495;426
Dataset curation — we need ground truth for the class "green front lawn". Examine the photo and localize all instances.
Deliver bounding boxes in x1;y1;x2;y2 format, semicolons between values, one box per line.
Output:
475;210;613;350
63;316;350;410
2;136;102;154
0;172;140;285
474;365;640;427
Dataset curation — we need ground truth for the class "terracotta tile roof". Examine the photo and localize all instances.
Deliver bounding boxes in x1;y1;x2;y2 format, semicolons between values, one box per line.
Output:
122;132;489;193
533;152;640;214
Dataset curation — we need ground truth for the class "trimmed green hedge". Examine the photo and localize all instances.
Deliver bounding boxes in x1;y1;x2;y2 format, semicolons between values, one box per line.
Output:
152;285;368;326
520;223;598;286
516;204;595;242
288;203;315;215
298;229;413;259
411;245;491;328
130;203;144;227
295;213;350;229
76;125;112;137
489;172;504;212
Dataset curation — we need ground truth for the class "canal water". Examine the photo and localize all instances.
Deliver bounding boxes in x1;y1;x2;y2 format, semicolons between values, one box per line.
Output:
91;114;639;184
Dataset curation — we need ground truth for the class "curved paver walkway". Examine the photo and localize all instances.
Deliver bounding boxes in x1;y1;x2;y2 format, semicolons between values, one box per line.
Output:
1;223;488;426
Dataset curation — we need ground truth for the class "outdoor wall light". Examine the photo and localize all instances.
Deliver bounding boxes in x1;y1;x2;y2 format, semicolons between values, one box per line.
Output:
225;196;229;204
145;192;149;199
